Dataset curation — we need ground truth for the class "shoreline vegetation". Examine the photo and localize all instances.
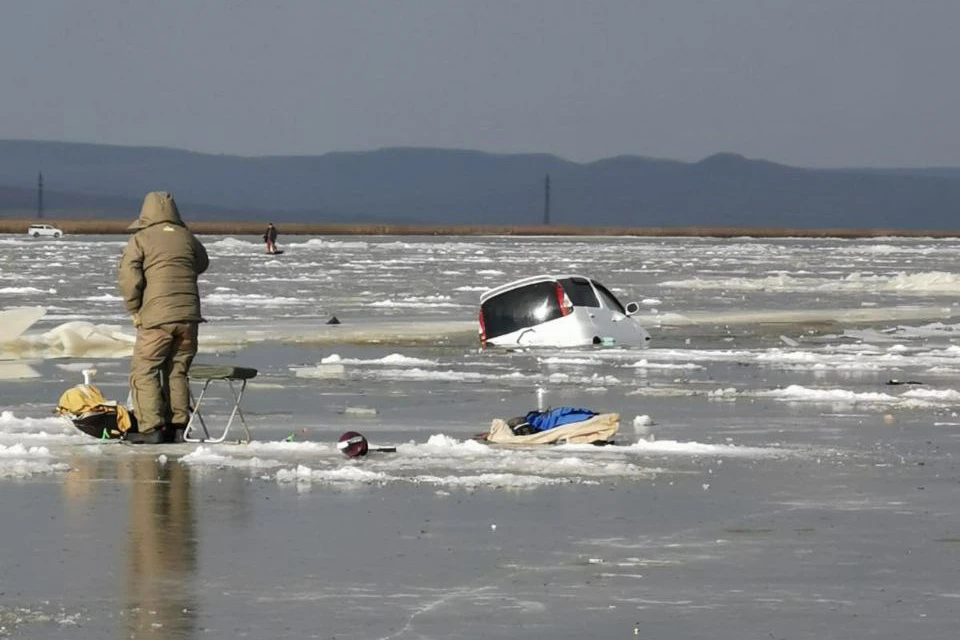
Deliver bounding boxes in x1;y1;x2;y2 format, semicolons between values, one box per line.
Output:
2;218;960;238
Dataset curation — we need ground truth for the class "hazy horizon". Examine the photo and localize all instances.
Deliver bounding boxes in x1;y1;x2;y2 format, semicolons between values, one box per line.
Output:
5;137;960;172
4;1;960;168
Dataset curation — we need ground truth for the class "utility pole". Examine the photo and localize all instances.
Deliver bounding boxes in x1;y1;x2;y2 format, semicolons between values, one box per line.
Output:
543;173;551;225
37;171;44;219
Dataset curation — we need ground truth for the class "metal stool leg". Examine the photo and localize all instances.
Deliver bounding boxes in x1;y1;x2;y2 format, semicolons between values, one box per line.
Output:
184;380;213;442
183;378;251;443
217;378;251;443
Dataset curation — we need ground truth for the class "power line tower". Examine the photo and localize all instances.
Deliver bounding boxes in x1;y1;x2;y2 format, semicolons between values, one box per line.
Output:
543;173;551;225
37;172;44;219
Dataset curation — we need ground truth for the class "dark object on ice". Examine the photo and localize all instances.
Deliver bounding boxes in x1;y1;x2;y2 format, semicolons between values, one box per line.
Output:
72;410;126;439
506;415;536;435
886;379;924;386
338;431;369;457
327;316;341;325
336;431;397;457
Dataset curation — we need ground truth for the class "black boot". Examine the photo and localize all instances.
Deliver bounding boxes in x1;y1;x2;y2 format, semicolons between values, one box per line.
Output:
163;424;187;443
123;429;165;444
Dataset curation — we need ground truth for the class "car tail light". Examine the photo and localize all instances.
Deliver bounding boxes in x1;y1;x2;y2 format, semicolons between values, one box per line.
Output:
478;308;487;345
554;283;573;316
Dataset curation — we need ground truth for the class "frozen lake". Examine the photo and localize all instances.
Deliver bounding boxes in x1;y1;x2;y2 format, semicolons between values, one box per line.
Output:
2;233;960;639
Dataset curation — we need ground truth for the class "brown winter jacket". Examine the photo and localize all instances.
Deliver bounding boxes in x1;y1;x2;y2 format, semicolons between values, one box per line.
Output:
117;192;209;329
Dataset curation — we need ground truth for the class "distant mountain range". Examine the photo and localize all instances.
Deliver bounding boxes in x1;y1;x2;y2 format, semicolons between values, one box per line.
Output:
1;139;959;229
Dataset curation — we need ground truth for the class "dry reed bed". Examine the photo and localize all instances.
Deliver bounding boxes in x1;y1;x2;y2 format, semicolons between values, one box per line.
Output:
1;218;958;238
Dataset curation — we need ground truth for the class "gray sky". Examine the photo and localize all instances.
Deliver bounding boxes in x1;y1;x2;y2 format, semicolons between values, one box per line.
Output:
3;0;959;167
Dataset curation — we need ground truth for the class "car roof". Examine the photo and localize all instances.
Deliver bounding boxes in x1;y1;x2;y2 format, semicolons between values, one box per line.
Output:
480;274;593;303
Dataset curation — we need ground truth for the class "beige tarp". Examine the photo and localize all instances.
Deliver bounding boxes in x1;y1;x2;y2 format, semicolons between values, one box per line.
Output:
484;412;619;445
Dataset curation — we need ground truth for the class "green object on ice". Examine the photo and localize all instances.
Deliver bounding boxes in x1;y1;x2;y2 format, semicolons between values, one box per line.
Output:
285;432;296;442
101;429;109;440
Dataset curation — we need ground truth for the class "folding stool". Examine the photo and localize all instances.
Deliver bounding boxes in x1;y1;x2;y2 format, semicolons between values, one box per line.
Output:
183;364;258;443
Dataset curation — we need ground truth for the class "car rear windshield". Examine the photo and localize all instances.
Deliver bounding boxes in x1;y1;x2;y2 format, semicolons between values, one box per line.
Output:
558;277;599;307
481;281;564;339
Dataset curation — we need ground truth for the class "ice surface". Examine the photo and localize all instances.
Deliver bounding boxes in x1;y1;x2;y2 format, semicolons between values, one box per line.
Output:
0;306;45;343
3;234;960;639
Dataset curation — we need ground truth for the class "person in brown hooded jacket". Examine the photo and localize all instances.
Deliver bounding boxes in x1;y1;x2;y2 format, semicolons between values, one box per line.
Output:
118;191;209;444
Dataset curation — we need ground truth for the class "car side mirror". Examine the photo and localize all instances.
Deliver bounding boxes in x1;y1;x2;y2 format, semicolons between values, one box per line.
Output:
624;301;640;316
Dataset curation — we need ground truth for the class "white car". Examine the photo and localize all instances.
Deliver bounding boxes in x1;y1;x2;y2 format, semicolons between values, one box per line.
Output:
479;275;651;348
27;224;63;238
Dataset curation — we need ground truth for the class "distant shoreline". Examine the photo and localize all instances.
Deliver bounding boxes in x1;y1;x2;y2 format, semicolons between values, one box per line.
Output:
3;218;960;238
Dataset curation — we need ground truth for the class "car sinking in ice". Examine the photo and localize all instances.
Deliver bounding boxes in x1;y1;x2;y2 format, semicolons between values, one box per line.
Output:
478;275;651;348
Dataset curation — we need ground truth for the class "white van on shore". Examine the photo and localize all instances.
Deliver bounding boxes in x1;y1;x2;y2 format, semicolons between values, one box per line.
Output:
27;224;64;238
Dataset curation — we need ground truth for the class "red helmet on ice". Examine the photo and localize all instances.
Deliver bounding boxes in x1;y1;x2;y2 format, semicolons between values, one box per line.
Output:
337;431;369;458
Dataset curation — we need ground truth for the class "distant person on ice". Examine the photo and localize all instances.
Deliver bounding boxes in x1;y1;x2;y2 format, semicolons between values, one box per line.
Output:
263;222;278;254
117;191;209;444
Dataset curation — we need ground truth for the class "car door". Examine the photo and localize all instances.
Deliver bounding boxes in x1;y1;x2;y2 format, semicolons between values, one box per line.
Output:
557;276;607;336
589;280;648;345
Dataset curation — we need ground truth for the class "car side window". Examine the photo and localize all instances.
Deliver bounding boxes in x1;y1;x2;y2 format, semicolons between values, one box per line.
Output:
558;277;599;307
592;282;626;314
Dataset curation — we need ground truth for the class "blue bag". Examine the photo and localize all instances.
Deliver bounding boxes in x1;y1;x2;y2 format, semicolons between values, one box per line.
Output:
523;407;598;432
